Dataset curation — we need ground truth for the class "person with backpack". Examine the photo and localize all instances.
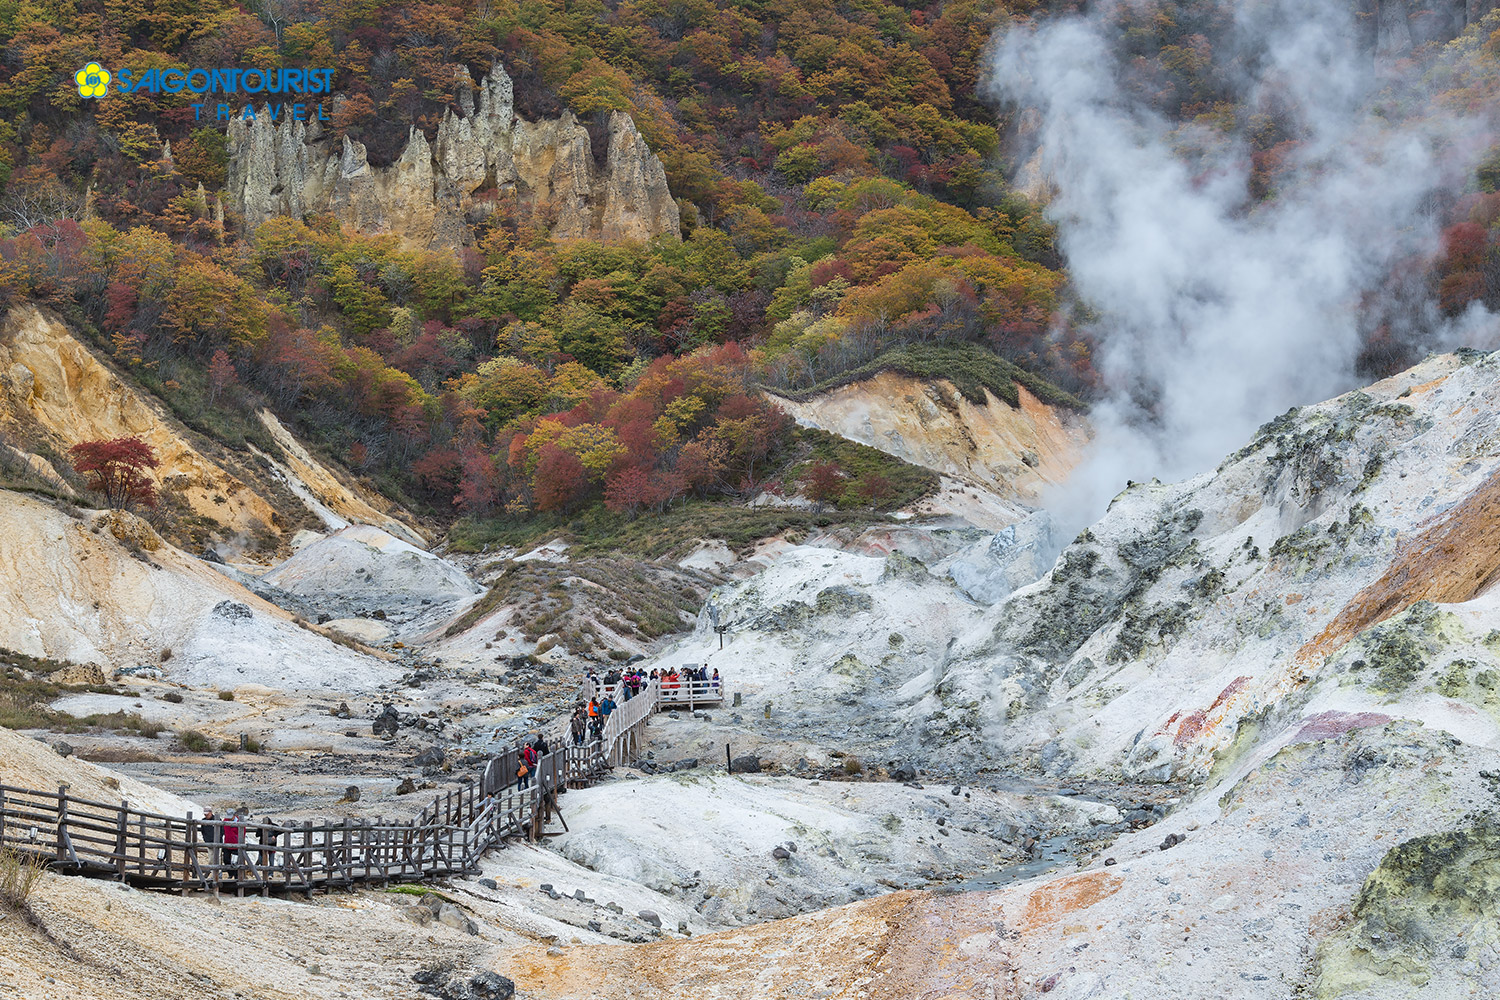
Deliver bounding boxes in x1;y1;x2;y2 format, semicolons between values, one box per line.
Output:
519;740;538;789
570;706;587;745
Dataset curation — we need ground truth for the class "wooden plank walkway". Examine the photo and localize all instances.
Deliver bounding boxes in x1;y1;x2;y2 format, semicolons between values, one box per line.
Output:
0;674;670;896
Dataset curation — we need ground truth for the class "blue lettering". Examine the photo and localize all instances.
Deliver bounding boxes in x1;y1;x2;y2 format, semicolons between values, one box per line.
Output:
318;103;330;121
212;68;235;94
267;104;280;121
162;69;185;93
117;68;136;94
243;69;264;93
285;69;305;93
292;103;306;120
187;69;210;94
241;105;256;120
217;104;230;121
192;103;204;120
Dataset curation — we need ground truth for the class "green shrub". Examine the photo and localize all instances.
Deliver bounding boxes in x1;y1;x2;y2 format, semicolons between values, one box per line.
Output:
178;730;212;752
773;342;1087;411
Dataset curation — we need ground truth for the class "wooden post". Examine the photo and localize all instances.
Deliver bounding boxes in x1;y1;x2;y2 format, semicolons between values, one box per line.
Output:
186;813;199;890
56;783;69;862
115;801;129;879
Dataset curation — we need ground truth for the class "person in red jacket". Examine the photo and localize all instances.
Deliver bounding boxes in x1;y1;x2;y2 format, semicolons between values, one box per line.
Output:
519;741;538;789
221;808;242;877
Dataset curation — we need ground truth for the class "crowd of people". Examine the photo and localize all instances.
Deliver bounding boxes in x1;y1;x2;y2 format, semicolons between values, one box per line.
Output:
580;665;721;704
193;662;730;884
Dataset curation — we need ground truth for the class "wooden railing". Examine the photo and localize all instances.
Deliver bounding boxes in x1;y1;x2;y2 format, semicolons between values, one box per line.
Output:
0;673;680;896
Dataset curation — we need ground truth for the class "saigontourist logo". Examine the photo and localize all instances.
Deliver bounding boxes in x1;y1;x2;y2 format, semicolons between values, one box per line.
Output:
72;62;335;122
76;62;109;98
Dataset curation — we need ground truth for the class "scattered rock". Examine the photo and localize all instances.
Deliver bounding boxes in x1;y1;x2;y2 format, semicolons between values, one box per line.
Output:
211;600;253;621
436;903;478;935
469;972;515;1000
730;755;762;774
395;777;418;795
637;910;661;927
479;878;497;890
372;703;400;737
772;846;791;860
410;746;445;767
890;763;918;782
340;785;360;803
53;741;73;758
1159;832;1187;851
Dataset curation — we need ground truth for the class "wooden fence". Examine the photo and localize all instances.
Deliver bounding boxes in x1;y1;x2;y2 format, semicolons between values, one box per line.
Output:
0;675;673;896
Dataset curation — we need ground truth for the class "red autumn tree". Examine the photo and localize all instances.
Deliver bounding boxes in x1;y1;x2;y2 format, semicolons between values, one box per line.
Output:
532;444;589;512
69;437;160;510
856;472;895;506
206;349;237;403
604;465;654;514
802;460;844;510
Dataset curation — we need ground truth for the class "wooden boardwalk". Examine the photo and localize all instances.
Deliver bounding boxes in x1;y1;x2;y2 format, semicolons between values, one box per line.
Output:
0;673;671;896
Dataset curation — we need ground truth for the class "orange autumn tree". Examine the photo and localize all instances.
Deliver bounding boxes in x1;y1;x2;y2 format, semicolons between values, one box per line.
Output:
69;437;160;510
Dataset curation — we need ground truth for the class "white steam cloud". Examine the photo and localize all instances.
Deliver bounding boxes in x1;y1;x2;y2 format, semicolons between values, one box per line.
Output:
985;0;1498;532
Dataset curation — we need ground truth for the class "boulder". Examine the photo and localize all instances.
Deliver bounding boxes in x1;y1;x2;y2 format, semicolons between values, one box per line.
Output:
410;746;445;767
436;903;479;935
730;755;762;774
373;703;400;737
54;663;107;686
469;972;515;1000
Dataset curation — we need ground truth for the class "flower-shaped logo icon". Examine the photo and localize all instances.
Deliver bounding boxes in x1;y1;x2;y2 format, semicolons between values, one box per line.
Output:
75;63;110;99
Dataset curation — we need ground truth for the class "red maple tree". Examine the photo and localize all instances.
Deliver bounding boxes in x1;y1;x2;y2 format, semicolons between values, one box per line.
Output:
69;437;160;510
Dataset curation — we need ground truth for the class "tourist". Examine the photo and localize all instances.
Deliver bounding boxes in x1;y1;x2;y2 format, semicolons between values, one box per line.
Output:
535;733;550;758
199;808;219;878
519;741;537;789
221;808;242;874
711;668;720;695
570;707;586;746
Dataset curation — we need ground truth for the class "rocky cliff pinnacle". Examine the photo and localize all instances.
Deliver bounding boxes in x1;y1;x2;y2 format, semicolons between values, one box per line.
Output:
224;61;680;247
